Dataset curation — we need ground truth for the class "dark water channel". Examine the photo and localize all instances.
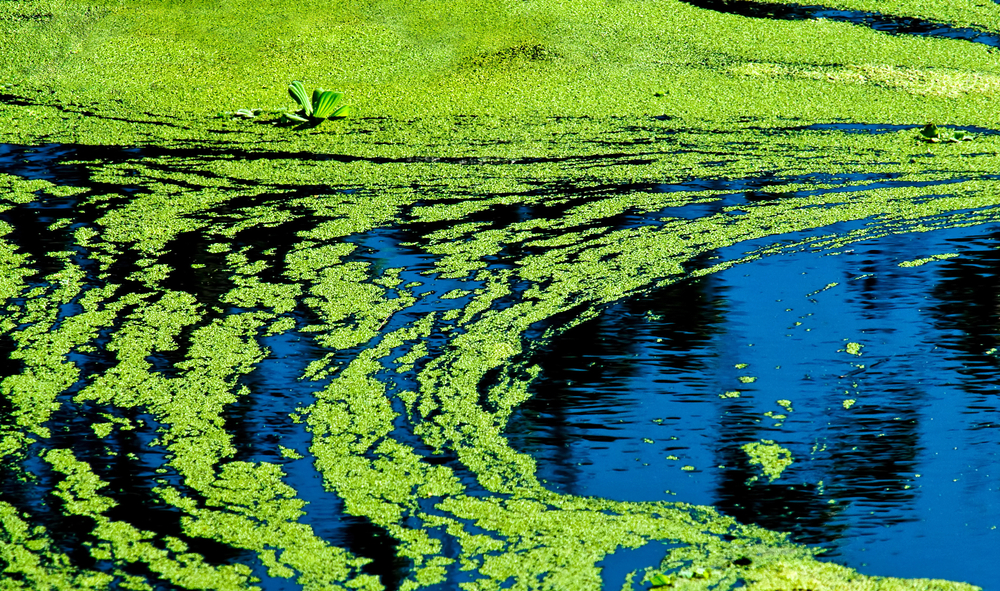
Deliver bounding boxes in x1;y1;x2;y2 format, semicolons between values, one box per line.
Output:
510;223;1000;586
683;0;1000;47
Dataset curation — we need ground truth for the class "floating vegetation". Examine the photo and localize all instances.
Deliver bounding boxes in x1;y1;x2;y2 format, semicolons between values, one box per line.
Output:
918;122;974;143
1;0;998;588
741;440;794;484
0;122;989;589
282;80;350;125
898;252;960;267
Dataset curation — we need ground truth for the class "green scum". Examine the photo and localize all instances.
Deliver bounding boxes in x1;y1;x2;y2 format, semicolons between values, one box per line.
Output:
0;0;996;589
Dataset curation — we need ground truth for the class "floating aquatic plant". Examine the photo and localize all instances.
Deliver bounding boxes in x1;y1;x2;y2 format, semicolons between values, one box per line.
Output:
918;122;973;143
649;567;712;589
281;80;349;125
213;108;258;120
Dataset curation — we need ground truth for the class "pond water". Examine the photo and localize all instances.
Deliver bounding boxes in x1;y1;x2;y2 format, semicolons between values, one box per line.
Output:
1;130;997;591
511;223;1000;586
682;0;1000;47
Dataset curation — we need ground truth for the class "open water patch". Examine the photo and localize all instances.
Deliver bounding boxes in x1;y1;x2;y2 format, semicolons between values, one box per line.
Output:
510;222;1000;587
799;123;1000;136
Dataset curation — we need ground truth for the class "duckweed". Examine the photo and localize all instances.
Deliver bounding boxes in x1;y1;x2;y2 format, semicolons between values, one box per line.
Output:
0;0;994;589
741;440;794;485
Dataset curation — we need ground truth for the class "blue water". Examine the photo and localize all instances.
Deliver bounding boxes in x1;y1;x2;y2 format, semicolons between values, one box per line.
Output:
511;224;1000;588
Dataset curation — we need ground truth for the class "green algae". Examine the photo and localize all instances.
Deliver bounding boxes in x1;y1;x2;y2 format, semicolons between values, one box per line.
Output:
3;0;1000;142
1;499;115;590
1;0;998;590
42;448;259;591
844;342;864;356
741;440;794;485
899;252;960;267
3;136;994;589
649;529;980;590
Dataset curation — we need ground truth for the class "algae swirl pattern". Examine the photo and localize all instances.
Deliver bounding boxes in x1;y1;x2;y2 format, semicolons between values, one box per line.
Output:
1;120;992;590
3;0;1000;586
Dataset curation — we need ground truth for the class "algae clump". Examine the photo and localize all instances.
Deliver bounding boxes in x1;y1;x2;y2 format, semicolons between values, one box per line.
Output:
741;440;794;485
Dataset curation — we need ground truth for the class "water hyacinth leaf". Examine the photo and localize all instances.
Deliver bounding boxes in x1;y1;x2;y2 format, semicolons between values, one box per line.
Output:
920;122;940;140
288;80;312;117
313;90;344;119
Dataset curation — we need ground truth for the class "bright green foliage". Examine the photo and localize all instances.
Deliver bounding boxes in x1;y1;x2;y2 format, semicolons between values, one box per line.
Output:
285;80;349;124
0;0;995;590
312;89;345;118
288;80;314;118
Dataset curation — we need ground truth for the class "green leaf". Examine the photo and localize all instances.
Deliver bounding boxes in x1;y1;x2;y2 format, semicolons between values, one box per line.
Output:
329;104;350;119
649;573;673;586
280;112;309;125
288;81;313;117
313;90;345;119
920;122;939;139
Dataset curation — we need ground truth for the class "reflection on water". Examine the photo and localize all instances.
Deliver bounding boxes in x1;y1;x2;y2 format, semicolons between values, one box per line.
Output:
510;225;1000;584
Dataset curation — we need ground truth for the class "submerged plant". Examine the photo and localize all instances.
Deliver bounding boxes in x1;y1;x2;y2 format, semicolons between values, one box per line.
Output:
281;80;349;125
918;122;973;143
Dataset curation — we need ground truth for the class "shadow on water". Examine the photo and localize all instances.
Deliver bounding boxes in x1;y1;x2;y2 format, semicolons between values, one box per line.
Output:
682;0;1000;47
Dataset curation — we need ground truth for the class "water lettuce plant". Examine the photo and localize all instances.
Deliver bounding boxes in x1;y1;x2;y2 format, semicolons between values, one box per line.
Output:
281;80;349;124
918;122;973;143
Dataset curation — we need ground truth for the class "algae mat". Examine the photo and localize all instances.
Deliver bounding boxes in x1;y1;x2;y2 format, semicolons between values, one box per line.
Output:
1;0;999;589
